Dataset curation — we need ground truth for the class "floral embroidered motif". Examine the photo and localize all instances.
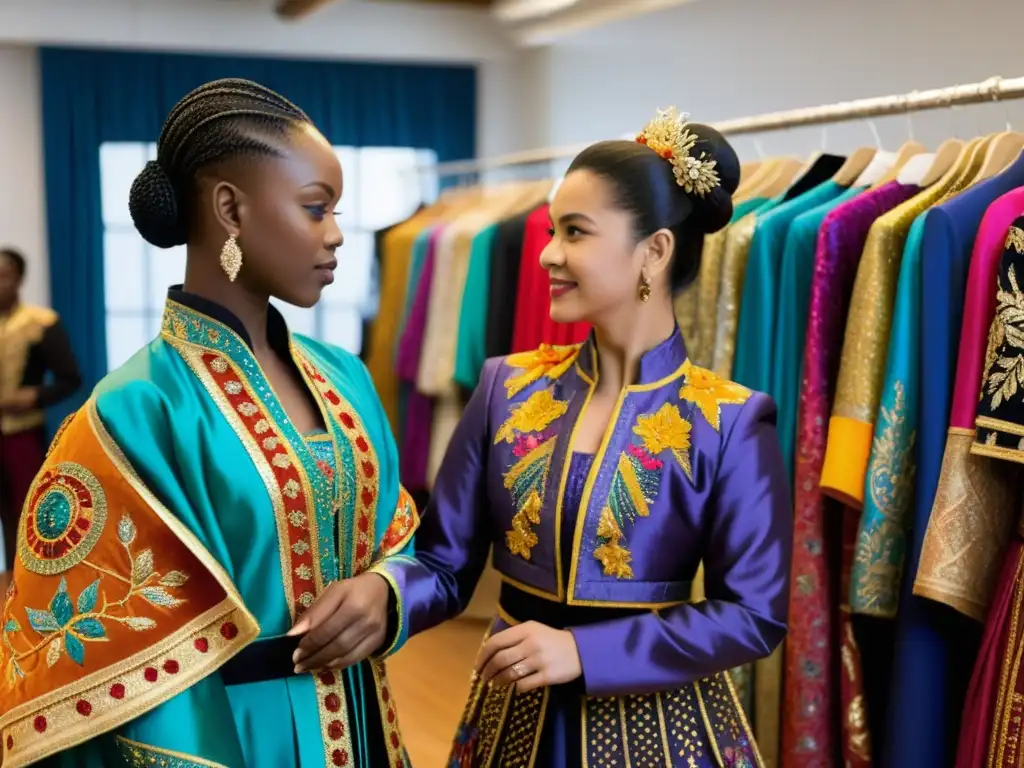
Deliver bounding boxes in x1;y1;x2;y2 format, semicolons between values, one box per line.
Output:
594;403;692;579
377;486;419;559
503;435;557;561
984;264;1024;410
3;514;189;680
852;381;915;617
18;462;109;577
495;389;568;445
679;360;750;431
1007;225;1024;254
503;344;581;398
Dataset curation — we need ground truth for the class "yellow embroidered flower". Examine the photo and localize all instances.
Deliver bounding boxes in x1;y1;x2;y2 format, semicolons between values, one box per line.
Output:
494;389;569;444
679;360;750;431
594;508;634;579
504;344;582;397
633;403;692;479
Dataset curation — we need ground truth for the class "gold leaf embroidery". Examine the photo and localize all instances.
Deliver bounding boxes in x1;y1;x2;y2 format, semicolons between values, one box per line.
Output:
494;389;568;445
678;360;750;431
503;344;581;398
505;491;542;560
1006;225;1024;254
985;264;1024;410
594;508;633;579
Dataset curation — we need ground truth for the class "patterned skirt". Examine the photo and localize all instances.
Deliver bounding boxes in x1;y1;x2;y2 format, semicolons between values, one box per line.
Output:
447;652;763;767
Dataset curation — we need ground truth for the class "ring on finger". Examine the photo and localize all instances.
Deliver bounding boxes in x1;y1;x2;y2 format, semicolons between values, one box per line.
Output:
511;661;528;679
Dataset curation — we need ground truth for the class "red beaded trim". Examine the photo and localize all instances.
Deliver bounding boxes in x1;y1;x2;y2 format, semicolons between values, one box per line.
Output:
315;669;355;768
1;609;252;768
372;661;406;768
199;351;319;617
297;356;380;576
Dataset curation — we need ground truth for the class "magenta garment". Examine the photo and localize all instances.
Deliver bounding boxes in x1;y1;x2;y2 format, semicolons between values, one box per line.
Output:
783;181;920;767
395;227;442;491
379;327;792;764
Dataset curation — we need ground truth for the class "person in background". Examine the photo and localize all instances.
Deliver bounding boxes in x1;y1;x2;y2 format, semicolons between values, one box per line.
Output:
0;80;416;768
373;107;792;766
0;247;81;577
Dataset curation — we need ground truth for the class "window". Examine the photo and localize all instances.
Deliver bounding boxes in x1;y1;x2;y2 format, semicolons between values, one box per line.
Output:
100;142;438;371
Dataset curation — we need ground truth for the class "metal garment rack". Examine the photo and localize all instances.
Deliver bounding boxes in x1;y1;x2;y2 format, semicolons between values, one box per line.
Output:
426;74;1024;177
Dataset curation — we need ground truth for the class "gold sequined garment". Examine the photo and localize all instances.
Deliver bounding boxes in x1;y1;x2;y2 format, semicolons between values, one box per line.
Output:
694;229;729;368
820;141;987;507
713;213;758;378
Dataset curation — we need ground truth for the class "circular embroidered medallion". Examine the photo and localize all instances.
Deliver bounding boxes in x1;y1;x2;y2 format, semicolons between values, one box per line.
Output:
18;462;108;575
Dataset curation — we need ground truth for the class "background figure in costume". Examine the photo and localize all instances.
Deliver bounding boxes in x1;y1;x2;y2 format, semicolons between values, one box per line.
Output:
377;108;793;766
0;79;418;767
0;247;81;580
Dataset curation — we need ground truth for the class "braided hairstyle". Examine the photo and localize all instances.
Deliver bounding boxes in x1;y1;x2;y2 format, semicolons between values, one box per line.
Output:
129;78;311;249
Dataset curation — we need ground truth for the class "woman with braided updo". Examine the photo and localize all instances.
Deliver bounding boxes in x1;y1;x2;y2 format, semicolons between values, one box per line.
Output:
379;109;792;766
0;79;417;768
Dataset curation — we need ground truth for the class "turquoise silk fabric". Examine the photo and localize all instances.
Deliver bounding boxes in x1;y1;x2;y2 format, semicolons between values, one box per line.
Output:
849;215;925;617
733;181;847;395
41;292;415;768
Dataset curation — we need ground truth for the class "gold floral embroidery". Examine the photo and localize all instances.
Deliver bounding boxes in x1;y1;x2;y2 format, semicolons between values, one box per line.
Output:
851;382;915;617
503;344;581;398
634;402;693;479
506;491;542;560
497;387;565;561
678;360;750;431
594;403;694;579
495;389;569;445
984;264;1024;410
594;508;633;579
1007;226;1024;254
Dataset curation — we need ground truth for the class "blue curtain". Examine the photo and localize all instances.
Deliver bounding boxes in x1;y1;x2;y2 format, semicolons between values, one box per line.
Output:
39;46;476;429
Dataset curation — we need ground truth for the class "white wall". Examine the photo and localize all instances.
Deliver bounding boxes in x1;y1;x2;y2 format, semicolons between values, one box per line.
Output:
0;46;47;307
532;0;1024;163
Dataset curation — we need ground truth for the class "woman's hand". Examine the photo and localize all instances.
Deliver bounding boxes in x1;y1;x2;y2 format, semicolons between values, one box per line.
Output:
287;572;390;673
475;621;582;693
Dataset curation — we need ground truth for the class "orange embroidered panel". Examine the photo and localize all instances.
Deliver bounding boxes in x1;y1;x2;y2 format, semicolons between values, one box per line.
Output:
377;486;419;560
0;403;257;768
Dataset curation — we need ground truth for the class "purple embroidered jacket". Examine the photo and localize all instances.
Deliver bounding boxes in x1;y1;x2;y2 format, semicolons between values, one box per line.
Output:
376;328;792;766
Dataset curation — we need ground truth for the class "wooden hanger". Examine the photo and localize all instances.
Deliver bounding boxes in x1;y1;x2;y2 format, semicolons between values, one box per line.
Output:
740;161;762;186
975;132;1024;182
734;158;781;199
870;141;928;189
756;158;804;198
831;147;876;186
915;139;966;187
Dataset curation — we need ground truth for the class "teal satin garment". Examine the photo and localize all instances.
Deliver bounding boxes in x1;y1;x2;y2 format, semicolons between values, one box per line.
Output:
454;223;499;390
849;213;925;617
733;180;848;396
41;296;414;768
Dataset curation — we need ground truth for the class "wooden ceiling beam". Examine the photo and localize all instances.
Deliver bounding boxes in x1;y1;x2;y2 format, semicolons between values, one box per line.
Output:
275;0;341;20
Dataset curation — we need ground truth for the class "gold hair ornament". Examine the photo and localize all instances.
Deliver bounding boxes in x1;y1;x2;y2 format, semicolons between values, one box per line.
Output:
636;107;720;198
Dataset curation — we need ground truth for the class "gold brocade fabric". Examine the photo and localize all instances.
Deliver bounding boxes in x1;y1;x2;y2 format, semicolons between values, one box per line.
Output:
821;143;988;505
673;282;699;358
0;304;57;435
832;145;984;426
694;229;729;368
913;429;1019;619
713;213;758;378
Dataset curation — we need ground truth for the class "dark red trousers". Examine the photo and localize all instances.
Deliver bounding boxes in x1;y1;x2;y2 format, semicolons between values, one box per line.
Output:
0;427;45;571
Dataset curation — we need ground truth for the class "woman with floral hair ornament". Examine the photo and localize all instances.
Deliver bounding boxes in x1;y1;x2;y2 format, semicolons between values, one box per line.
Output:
378;107;793;766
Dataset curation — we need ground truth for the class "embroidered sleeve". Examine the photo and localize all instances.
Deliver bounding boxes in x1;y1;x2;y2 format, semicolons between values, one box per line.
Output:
973;221;1024;463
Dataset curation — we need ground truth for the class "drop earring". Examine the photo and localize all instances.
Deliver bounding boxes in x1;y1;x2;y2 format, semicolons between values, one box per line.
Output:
638;273;652;302
220;234;243;282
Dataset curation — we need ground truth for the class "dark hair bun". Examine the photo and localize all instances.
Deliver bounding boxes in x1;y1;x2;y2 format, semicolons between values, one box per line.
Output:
686;123;740;235
129;160;186;248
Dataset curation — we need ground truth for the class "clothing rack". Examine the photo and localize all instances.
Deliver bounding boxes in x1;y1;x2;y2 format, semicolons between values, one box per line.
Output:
427;74;1024;177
